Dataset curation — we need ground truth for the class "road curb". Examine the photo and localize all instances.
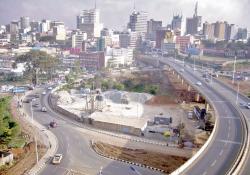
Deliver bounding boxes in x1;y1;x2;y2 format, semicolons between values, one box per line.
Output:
19;91;59;175
90;140;166;174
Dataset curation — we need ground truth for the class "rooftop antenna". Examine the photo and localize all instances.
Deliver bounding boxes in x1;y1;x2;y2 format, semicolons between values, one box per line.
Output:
133;0;136;12
94;0;97;9
194;1;198;17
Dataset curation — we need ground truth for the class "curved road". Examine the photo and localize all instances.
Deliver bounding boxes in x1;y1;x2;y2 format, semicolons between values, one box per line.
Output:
23;89;163;175
159;58;246;175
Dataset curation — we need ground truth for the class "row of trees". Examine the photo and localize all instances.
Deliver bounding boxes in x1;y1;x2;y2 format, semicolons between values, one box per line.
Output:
14;50;60;85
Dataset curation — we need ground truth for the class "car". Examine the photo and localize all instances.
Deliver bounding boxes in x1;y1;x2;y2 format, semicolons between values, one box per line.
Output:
52;154;63;164
32;103;39;107
23;98;32;103
41;107;47;112
48;87;53;90
50;121;57;128
247;103;250;109
180;69;185;72
196;81;202;86
42;91;46;95
205;78;210;83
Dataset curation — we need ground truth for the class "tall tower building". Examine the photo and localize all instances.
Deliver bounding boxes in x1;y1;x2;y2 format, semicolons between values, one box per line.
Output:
171;14;185;36
186;2;202;35
147;19;162;41
77;5;103;38
127;11;148;39
20;16;30;30
214;21;227;40
203;22;215;40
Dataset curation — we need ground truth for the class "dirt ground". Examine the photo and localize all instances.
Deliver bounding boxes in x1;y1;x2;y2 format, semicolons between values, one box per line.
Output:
0;143;47;175
92;141;188;174
218;77;250;96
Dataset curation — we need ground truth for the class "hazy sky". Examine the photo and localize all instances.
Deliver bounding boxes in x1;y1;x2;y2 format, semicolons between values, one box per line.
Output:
0;0;249;30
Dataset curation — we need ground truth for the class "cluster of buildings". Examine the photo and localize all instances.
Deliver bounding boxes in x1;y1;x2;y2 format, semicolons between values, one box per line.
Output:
0;1;250;74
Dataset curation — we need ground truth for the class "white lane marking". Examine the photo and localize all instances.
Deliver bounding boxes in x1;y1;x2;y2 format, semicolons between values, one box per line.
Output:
219;150;224;156
218;139;242;145
222;117;239;120
202;172;207;175
210;160;217;167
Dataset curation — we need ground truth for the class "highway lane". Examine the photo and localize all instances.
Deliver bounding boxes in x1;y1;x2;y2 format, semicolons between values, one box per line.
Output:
158;58;245;175
23;88;163;175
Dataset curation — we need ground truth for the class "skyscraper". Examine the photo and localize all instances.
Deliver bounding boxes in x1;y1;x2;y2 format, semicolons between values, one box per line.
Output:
186;2;202;35
77;7;103;38
203;22;215;40
214;21;227;40
127;11;148;39
172;14;185;36
20;16;30;30
147;19;162;41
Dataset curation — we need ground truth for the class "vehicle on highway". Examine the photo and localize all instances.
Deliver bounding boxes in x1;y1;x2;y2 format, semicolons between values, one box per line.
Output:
247;103;250;109
50;121;57;128
42;91;46;95
32;103;39;107
205;78;210;83
48;87;53;90
52;154;63;164
180;69;185;72
196;81;202;86
41;107;47;112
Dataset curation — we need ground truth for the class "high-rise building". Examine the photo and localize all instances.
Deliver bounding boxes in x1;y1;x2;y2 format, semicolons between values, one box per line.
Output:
77;8;103;38
226;24;238;41
156;28;168;49
119;32;131;48
53;23;66;41
40;19;51;33
237;28;248;40
127;11;148;39
10;21;19;34
147;19;162;41
20;16;30;30
203;22;215;40
30;21;40;32
72;30;87;48
186;2;202;35
172;15;185;36
214;21;227;40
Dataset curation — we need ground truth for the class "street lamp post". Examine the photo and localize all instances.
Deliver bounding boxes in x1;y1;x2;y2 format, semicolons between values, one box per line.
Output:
232;55;237;84
236;81;240;105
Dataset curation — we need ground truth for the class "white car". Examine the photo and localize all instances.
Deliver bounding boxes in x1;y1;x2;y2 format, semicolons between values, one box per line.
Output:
196;81;202;86
48;87;53;90
52;154;63;164
41;107;47;112
247;103;250;109
42;91;46;95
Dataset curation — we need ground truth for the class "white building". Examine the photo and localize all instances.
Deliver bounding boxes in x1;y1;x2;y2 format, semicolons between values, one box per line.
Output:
77;8;103;38
127;11;148;40
105;47;134;68
72;31;87;48
53;24;66;41
40;20;51;33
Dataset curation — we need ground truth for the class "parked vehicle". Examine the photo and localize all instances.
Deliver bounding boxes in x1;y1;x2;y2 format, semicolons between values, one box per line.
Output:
42;91;46;95
52;154;63;164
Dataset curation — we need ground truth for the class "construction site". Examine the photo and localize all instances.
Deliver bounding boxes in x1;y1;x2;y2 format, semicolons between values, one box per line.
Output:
53;64;215;147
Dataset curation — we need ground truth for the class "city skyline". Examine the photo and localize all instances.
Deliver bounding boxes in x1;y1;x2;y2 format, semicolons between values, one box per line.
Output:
0;0;250;30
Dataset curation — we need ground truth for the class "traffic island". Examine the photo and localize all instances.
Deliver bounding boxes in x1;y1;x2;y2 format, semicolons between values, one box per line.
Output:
91;141;188;174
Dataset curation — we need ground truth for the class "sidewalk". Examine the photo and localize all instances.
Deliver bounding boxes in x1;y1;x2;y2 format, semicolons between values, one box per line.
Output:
15;93;58;175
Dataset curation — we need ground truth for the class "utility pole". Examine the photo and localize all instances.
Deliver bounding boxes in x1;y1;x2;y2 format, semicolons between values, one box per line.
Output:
236;81;240;105
232;55;237;84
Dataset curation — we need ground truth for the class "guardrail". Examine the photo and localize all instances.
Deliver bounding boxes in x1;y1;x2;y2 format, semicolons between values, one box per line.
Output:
158;58;249;175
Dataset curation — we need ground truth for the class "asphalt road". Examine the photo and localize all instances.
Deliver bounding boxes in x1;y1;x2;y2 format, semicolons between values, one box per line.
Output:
159;58;245;175
23;88;163;175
